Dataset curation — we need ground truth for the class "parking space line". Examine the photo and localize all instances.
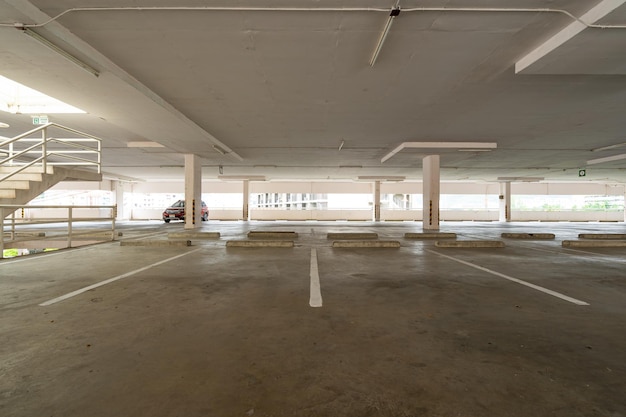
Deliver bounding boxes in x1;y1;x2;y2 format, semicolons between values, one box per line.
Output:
426;249;589;306
309;248;323;307
39;248;202;306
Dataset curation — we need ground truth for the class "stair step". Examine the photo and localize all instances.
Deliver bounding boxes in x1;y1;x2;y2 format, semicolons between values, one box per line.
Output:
0;180;31;190
0;166;54;174
0;189;16;198
0;173;42;182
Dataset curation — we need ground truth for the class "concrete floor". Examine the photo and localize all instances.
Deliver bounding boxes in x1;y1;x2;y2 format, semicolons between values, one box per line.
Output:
1;220;625;417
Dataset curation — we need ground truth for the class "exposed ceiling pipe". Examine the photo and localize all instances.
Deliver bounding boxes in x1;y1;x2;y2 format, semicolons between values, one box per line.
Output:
2;5;626;29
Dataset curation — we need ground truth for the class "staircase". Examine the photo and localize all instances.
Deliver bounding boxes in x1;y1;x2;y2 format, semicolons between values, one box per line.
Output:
1;123;103;207
0;166;102;206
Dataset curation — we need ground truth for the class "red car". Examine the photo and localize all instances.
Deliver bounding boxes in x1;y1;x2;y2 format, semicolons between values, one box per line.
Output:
163;200;209;223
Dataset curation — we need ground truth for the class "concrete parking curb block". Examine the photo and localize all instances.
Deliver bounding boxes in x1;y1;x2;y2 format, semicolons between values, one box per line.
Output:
563;240;626;248
121;240;191;247
332;240;401;248
501;233;555;239
435;240;505;248
247;231;298;238
327;233;379;239
405;232;456;239
578;234;626;240
168;232;220;239
226;240;294;248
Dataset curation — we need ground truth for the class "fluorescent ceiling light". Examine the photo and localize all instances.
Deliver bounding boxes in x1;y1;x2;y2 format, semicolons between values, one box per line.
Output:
381;142;498;163
591;142;626;152
497;177;544;182
127;141;165;148
357;176;405;181
218;175;266;181
20;28;99;77
370;5;401;66
587;153;626;165
0;122;8;128
0;75;85;114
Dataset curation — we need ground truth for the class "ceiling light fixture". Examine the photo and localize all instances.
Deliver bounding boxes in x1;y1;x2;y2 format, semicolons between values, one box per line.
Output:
357;176;405;181
587;153;626;165
0;122;9;128
369;3;401;66
212;144;226;155
497;177;544;182
381;141;497;163
218;175;266;181
18;27;100;77
127;141;165;148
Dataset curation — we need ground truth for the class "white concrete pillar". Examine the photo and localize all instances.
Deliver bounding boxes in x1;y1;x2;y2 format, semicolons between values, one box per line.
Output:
243;180;249;221
113;181;125;220
422;155;440;230
184;154;202;229
373;180;381;222
623;185;626;223
499;182;512;222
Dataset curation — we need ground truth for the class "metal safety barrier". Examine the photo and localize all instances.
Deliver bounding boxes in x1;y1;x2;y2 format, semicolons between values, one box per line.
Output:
1;204;116;259
0;122;101;184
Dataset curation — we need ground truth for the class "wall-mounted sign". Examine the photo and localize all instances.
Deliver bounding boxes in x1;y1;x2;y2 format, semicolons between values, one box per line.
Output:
32;115;49;125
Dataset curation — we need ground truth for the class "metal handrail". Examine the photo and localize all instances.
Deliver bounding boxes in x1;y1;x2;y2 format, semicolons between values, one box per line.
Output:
1;204;116;259
0;123;102;183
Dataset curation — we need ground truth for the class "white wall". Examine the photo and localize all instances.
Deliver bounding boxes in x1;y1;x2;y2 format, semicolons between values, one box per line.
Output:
40;180;625;222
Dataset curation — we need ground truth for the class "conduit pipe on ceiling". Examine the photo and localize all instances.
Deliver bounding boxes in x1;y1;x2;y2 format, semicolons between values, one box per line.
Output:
2;6;626;29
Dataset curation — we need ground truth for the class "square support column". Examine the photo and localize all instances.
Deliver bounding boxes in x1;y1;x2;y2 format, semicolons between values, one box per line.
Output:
499;182;512;222
373;180;381;222
243;180;250;221
184;154;202;230
423;155;440;230
113;181;124;220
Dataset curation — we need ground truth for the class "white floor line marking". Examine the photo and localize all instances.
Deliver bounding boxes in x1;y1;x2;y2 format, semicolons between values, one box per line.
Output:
425;249;590;306
39;248;202;306
309;248;323;308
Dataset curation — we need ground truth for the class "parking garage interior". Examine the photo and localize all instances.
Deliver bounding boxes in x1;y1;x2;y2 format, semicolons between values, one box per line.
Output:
2;1;626;416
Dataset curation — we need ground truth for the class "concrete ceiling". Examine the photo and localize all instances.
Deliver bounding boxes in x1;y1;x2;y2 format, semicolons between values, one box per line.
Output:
1;0;626;183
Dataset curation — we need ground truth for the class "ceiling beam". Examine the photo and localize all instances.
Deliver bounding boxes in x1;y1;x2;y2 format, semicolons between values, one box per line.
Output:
516;0;626;74
5;0;243;161
381;142;497;163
